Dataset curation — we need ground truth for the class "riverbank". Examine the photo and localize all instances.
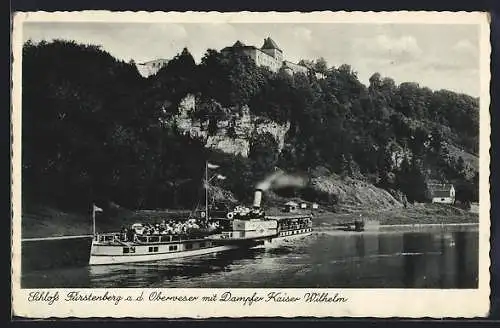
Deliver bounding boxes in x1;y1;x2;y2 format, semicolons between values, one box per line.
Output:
20;203;479;239
311;203;479;226
21;205;194;239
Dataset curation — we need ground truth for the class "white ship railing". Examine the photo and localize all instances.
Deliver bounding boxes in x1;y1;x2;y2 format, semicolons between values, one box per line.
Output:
93;232;213;244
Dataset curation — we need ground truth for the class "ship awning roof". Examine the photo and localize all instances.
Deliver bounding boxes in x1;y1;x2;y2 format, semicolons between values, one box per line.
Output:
267;215;311;220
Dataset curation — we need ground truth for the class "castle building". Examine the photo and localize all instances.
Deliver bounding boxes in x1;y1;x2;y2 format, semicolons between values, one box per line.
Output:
221;37;308;75
282;60;308;75
135;37;310;78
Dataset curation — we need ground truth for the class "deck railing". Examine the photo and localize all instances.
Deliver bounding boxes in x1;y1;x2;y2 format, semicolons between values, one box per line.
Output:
95;232;212;244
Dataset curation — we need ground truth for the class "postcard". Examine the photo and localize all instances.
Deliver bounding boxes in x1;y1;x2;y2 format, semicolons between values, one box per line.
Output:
11;11;491;318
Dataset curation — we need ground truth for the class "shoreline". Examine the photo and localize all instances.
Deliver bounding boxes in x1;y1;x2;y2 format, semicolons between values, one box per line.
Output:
21;222;479;242
379;222;478;228
21;203;479;239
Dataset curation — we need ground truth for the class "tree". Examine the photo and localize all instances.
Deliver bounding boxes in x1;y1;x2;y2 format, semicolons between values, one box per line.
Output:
453;156;467;180
22;40;209;210
377;146;395;188
369;72;382;91
409;158;429;202
390;113;411;142
248;133;280;182
22;39;479;213
249;71;294;123
199;50;266;108
314;57;328;74
395;156;428;202
339;154;353;178
298;59;314;69
454;182;474;206
471;172;479;201
22;40;144;208
409;126;430;156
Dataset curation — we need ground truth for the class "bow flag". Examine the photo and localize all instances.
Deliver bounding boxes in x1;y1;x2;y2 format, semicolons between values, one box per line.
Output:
92;204;103;236
93;204;103;213
207;162;219;169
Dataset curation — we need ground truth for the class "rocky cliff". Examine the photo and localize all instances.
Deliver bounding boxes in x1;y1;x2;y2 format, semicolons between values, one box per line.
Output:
174;94;290;157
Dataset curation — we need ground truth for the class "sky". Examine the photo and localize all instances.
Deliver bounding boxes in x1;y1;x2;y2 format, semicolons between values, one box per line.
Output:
23;22;481;97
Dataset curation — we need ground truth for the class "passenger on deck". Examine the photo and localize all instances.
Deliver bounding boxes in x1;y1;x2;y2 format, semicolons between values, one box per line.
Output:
129;217;211;237
126;228;134;241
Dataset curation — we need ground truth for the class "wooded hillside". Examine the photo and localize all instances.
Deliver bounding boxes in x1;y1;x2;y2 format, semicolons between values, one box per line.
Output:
21;40;479;212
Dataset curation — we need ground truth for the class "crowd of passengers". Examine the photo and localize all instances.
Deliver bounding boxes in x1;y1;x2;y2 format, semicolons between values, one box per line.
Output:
119;219;221;241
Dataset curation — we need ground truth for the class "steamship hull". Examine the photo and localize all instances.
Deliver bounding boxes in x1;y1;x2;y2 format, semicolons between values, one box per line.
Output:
88;217;278;265
265;229;313;247
89;237;240;265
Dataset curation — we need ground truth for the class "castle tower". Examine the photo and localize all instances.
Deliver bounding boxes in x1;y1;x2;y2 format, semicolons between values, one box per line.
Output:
261;37;283;62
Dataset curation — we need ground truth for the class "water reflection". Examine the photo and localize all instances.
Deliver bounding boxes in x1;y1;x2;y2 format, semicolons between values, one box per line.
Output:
88;248;267;288
21;229;479;289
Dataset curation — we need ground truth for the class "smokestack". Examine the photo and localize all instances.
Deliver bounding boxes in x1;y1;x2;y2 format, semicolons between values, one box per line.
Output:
253;189;263;209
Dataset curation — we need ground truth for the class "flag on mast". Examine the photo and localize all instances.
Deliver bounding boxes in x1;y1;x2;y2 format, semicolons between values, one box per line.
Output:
92;204;103;236
207;162;219;169
216;174;226;180
93;204;103;213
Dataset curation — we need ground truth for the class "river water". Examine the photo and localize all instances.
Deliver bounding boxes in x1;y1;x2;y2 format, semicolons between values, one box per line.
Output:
21;225;478;289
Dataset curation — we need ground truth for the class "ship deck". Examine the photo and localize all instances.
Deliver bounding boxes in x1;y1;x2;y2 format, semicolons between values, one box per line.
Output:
265;214;313;220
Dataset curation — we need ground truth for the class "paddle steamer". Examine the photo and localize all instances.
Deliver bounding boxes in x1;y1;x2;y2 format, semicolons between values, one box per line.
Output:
89;165;314;265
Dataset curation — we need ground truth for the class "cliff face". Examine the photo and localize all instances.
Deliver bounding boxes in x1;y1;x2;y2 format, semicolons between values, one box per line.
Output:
174;94;290;157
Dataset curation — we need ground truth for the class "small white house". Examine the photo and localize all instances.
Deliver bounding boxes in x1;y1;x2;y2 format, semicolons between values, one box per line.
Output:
300;203;307;209
312;203;319;210
428;184;455;204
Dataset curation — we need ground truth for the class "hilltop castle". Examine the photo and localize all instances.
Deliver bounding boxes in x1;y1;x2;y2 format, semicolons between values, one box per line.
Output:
221;37;308;75
135;37;309;78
